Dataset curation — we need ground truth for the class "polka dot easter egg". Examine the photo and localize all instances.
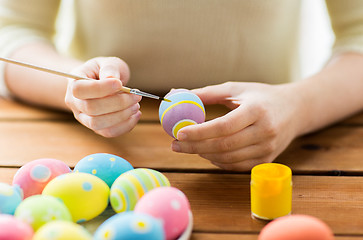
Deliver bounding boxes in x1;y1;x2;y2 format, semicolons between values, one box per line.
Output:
33;220;92;240
0;182;23;214
135;187;191;240
0;214;34;240
74;153;134;187
94;212;164;240
110;168;170;213
14;195;72;231
42;172;109;223
12;158;71;198
159;89;205;139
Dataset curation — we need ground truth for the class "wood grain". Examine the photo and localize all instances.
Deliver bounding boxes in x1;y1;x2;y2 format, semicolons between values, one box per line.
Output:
0;121;216;170
1;121;363;173
0;99;73;121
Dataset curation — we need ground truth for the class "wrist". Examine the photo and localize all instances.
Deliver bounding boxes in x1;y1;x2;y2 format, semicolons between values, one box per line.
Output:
276;82;312;138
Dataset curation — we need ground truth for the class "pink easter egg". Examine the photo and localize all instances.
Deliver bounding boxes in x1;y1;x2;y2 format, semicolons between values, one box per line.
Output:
258;214;334;240
135;186;191;240
12;158;71;198
0;214;33;240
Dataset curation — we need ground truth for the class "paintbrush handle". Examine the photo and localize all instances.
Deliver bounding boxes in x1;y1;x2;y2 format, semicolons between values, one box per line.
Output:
0;56;131;92
0;56;168;101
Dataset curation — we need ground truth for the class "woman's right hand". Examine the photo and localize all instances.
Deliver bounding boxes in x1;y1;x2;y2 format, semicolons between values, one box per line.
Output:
65;57;142;137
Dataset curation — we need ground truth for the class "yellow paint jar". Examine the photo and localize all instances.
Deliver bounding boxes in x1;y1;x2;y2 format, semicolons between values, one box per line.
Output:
250;163;292;220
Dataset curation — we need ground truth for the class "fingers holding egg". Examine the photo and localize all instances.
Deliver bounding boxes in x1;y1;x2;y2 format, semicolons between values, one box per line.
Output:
159;89;205;139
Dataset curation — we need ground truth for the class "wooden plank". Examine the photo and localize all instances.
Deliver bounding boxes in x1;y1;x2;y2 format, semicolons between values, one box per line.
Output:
0;167;17;184
0;98;73;121
0;121;217;169
277;125;363;174
190;233;257;240
191;234;363;240
0;168;362;236
191;234;362;240
1;121;363;173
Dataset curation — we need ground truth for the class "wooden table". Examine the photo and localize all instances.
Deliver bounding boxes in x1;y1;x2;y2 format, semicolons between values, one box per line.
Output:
1;97;363;239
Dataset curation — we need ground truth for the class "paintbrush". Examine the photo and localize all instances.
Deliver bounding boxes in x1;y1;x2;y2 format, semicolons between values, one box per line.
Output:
0;56;170;102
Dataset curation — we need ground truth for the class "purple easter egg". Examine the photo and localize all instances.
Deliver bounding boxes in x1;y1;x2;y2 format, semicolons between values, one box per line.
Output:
159;89;205;139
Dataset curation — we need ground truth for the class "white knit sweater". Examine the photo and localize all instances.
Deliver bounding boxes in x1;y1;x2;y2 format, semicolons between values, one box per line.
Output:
1;0;363;97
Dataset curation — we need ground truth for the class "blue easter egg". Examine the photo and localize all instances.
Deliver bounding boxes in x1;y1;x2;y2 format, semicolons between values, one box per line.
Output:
94;212;164;240
74;153;134;187
0;183;23;214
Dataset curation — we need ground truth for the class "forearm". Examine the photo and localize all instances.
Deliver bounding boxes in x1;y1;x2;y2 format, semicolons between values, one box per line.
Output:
5;42;83;111
291;52;363;136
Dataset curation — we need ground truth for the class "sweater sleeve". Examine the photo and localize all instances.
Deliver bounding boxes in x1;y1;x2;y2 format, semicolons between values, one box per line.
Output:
0;0;60;98
326;0;363;55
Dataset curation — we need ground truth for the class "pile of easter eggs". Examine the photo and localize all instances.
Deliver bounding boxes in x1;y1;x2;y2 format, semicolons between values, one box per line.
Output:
0;153;192;240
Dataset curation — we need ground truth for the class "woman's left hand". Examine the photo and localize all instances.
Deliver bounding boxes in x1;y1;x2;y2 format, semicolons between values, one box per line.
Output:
171;81;303;171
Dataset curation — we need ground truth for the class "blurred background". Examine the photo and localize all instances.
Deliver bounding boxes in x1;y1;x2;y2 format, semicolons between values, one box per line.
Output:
56;0;335;82
299;0;334;79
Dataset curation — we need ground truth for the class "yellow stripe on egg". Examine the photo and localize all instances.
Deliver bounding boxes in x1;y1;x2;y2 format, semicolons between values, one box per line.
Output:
125;174;145;199
143;169;161;188
172;120;197;139
110;188;126;212
160;100;205;125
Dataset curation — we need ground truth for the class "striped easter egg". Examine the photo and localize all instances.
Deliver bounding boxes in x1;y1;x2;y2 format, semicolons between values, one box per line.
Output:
159;89;205;139
109;168;170;213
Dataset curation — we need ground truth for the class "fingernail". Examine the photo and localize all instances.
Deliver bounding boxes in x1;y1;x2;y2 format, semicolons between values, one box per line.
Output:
112;81;122;91
171;142;181;152
131;104;140;114
133;94;142;101
177;132;187;141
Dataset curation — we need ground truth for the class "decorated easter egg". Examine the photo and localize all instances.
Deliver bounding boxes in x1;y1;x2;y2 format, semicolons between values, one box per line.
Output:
135;187;191;240
110;168;170;213
0;183;23;214
33;220;92;240
42;172;109;223
12;158;71;198
159;89;205;139
14;195;72;231
0;214;33;240
74;153;134;187
258;214;334;240
94;212;164;240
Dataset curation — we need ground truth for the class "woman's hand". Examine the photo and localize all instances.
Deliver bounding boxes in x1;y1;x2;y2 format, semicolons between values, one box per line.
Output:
65;57;142;137
171;81;303;171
